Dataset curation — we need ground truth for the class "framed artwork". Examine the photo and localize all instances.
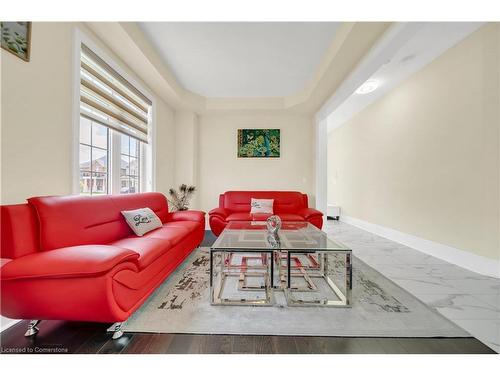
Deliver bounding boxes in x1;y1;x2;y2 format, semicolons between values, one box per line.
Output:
237;129;280;158
1;22;32;62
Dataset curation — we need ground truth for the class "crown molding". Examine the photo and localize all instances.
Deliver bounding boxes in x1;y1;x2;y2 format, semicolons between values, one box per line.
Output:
85;22;392;115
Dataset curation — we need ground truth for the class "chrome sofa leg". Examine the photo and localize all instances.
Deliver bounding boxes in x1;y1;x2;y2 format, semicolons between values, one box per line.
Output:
107;322;124;340
24;320;41;337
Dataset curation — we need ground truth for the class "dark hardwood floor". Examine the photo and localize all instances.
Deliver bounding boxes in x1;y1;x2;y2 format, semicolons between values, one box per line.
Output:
0;320;495;354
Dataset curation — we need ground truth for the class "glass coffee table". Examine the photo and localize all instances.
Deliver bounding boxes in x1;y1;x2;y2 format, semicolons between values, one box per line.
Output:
210;221;352;307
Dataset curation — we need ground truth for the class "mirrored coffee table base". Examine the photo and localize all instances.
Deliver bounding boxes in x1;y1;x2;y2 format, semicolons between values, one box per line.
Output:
210;249;274;306
209;221;353;308
210;249;352;307
278;251;352;307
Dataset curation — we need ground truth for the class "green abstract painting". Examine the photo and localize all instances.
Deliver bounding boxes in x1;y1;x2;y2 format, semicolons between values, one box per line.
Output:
237;129;280;158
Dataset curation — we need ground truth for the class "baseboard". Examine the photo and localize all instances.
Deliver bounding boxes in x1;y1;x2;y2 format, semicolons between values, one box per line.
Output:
340;215;500;279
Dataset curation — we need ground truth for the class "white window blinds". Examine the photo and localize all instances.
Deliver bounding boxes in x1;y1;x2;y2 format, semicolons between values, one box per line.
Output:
80;44;151;143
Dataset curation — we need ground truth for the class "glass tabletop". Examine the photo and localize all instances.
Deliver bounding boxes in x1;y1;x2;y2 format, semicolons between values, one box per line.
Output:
211;221;351;252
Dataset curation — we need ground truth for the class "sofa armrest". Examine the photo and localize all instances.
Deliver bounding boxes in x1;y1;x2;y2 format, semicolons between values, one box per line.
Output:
208;207;229;219
167;210;206;224
1;245;139;281
298;208;324;220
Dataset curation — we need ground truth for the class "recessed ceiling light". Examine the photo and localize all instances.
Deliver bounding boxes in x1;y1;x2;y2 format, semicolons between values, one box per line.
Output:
355;79;379;95
400;54;416;64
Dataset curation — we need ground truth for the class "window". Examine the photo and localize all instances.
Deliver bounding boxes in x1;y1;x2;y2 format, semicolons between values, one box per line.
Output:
77;42;152;195
120;134;140;194
79;118;109;195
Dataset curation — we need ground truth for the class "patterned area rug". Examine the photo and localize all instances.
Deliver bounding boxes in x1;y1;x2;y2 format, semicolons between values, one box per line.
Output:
123;248;469;337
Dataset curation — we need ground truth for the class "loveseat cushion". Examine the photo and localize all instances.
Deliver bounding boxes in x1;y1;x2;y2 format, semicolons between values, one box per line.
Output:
226;213;252;221
251;213;304;221
1;245;139;281
110;237;171;270
226;213;305;222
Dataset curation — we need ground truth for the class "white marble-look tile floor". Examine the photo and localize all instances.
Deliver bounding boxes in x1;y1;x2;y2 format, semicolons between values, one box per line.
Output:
325;221;500;353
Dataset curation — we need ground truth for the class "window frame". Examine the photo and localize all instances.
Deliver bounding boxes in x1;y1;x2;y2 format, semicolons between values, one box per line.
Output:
79;118;110;195
72;28;156;196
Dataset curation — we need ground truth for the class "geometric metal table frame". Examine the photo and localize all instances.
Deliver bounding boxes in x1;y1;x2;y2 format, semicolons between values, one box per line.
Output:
210;248;352;307
210;248;274;306
280;250;352;307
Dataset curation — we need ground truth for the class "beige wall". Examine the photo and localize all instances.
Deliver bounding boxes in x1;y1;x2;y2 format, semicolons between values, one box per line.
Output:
1;22;176;204
171;111;200;207
198;113;314;215
328;23;500;260
1;22;74;203
154;99;176;197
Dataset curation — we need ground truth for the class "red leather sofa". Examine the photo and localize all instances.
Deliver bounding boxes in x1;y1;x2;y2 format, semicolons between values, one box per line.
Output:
208;191;323;236
0;193;205;337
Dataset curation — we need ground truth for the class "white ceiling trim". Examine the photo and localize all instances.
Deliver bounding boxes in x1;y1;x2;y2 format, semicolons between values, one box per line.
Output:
323;22;484;132
316;22;424;122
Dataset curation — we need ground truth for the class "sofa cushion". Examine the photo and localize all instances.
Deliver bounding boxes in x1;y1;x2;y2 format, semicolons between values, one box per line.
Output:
110;237;171;270
143;222;197;246
161;221;201;232
1;245;139;281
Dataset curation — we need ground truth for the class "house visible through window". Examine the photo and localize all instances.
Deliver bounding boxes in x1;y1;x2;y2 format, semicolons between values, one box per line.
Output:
120;134;140;194
78;42;152;195
79;118;109;195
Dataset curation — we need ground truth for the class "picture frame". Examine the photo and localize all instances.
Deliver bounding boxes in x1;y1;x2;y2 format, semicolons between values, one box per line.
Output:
1;22;32;62
237;128;280;158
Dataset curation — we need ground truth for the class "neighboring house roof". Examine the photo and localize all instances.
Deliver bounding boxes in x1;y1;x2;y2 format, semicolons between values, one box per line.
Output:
80;154;135;171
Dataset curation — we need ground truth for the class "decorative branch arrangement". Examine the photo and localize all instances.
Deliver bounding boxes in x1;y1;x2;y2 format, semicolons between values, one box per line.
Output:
168;184;196;211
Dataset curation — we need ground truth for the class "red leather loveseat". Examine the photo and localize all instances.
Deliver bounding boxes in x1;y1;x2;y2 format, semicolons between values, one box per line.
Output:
0;193;205;338
208;191;323;236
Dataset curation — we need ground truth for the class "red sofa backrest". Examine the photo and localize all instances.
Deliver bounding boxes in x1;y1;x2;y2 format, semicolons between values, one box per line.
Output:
28;193;169;251
221;191;308;214
1;204;40;259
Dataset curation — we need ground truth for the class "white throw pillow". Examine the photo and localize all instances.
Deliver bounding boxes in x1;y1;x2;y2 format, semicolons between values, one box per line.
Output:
250;198;274;214
121;207;162;236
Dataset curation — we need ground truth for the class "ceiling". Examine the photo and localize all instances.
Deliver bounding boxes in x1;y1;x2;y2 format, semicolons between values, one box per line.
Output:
138;22;339;98
327;22;484;132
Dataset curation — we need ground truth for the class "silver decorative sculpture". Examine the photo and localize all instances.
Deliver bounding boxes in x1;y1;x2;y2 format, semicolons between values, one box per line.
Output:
266;215;282;235
266;233;281;248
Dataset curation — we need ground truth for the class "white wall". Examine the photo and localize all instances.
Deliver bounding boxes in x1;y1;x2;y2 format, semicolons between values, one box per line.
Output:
328;23;500;262
198;113;314;217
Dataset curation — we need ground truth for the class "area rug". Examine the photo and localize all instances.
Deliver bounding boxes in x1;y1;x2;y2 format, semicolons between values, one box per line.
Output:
122;248;469;337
